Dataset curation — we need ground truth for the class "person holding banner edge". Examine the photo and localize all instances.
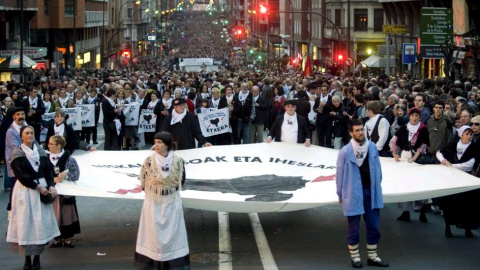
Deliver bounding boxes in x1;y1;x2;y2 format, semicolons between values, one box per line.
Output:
266;100;311;147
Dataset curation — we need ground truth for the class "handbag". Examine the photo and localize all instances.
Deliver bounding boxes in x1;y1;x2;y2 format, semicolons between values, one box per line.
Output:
40;193;54;204
35;178;54;204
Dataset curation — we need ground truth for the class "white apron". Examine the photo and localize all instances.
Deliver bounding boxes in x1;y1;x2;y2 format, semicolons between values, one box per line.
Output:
7;178;60;245
135;192;189;261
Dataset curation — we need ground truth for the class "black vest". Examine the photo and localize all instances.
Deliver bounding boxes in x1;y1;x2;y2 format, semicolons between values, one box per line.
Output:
48;150;71;177
367;115;390;152
359;152;371;189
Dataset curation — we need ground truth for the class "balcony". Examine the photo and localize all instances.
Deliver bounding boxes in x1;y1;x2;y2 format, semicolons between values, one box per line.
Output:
85;11;109;28
324;26;385;42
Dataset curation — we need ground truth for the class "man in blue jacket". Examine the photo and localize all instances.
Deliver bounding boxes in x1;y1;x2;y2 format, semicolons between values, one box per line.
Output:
336;119;389;268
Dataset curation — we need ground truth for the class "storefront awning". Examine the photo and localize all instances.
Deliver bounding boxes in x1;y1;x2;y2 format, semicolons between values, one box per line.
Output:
361;55;383;68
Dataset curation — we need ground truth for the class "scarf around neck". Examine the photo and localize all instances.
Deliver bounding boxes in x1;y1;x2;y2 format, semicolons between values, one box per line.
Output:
59;96;70;107
29;96;38;108
407;122;421;141
54;123;65;136
43;100;51;112
148;99;159;109
162;98;172;109
351;138;369;166
21;143;40;172
49;149;65;166
104;96;116;107
155;150;173;178
171;108;187;125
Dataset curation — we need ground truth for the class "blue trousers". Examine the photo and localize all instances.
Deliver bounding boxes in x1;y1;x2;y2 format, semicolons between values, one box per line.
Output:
347;188;381;245
237;120;251;144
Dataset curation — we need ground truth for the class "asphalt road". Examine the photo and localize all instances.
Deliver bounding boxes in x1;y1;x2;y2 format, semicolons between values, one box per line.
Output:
1;126;480;270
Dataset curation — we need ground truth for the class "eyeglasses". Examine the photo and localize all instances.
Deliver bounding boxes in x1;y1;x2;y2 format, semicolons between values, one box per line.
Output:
470;123;480;126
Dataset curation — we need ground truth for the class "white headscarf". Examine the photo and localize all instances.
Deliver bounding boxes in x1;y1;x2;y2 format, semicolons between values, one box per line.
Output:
21;143;40;172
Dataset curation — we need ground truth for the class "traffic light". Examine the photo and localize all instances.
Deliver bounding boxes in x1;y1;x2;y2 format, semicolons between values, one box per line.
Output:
259;4;267;14
337;53;344;62
259;4;268;20
234;27;244;38
122;50;131;58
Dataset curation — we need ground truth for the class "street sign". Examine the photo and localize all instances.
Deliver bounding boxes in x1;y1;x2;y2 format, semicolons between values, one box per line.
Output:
382;25;408;34
147;35;156;41
402;43;417;64
420;46;444;59
420;8;453;46
345;57;353;66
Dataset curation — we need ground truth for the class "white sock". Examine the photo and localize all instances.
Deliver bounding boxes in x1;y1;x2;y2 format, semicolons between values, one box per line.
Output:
348;244;361;262
367;244;382;262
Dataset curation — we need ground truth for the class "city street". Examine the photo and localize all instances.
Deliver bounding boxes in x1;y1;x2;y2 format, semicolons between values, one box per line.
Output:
1;126;480;270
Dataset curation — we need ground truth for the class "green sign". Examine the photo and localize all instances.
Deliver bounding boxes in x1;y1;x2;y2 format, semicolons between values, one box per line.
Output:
420;8;453;46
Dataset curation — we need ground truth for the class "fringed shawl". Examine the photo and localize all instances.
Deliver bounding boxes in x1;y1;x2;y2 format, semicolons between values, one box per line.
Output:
140;153;184;200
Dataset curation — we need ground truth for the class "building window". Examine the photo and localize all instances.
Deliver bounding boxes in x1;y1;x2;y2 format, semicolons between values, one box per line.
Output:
326;9;331;26
44;0;49;15
374;9;383;32
65;0;74;17
354;9;368;31
127;8;133;19
335;9;341;27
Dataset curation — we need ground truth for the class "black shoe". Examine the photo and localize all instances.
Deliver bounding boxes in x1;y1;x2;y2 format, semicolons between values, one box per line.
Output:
419;212;428;223
445;228;453;238
397;211;411;222
351;260;363;268
367;259;389;267
93;141;99;144
24;256;32;270
466;229;474;238
50;240;63;248
32;256;40;270
64;240;75;248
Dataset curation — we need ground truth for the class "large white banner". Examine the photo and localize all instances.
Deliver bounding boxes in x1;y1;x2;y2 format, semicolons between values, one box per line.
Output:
59;143;480;213
179;58;214;66
138;109;156;133
123;102;140;126
197;108;230;137
64;107;82;131
40;112;55;142
76;104;95;127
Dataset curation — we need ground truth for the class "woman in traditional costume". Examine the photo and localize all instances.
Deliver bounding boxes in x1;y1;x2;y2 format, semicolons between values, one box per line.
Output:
134;131;190;270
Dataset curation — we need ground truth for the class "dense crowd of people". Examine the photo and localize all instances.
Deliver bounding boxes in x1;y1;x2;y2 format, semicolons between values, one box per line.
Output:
2;10;480;270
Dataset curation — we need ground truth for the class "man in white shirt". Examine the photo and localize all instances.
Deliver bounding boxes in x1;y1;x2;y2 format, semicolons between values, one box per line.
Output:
266;100;311;147
364;101;390;157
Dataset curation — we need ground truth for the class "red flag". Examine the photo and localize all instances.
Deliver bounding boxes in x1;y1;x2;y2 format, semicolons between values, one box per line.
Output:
303;54;313;76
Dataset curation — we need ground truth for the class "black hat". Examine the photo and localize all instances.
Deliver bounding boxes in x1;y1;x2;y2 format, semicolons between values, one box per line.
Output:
172;98;186;106
284;100;297;107
7;107;27;116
